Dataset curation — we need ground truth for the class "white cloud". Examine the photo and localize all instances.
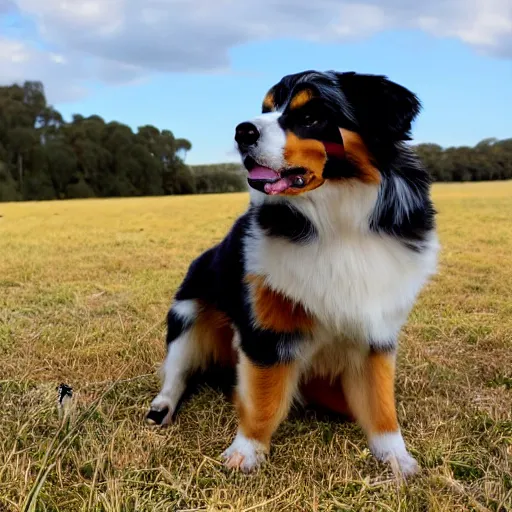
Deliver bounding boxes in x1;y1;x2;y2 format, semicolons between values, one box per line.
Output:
0;37;89;101
414;0;512;53
1;0;511;102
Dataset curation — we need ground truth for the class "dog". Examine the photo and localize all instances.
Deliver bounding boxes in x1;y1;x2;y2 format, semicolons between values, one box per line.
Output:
146;70;439;477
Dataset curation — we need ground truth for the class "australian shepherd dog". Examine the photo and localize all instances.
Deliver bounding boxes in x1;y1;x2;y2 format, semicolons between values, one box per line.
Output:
146;70;439;477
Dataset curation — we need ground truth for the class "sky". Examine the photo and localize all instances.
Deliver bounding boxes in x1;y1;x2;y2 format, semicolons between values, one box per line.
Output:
1;1;511;165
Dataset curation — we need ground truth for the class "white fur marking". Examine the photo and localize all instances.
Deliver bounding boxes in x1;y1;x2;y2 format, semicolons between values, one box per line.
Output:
231;327;241;350
248;112;286;171
244;181;439;346
172;299;198;321
392;175;422;221
370;431;419;476
149;331;198;425
221;430;267;473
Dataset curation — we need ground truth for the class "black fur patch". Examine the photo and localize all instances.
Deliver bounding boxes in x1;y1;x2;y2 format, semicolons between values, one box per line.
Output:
238;327;302;367
256;203;317;244
371;200;436;252
335;71;421;143
166;308;193;345
174;214;250;313
370;150;436;252
322;157;359;180
264;69;421;146
369;340;397;353
146;407;169;425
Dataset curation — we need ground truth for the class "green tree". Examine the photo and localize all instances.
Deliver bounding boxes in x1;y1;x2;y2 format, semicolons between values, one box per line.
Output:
0;160;19;201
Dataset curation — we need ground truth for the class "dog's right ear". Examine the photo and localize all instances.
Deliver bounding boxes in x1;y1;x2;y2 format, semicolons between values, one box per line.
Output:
335;72;421;143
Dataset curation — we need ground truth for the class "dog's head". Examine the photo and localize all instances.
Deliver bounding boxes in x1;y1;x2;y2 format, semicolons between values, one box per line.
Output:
235;70;421;196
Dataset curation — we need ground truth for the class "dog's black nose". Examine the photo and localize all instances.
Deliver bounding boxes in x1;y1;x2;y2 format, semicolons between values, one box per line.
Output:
235;122;260;147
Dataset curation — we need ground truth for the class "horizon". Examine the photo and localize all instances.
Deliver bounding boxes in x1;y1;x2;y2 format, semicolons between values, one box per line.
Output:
1;1;511;165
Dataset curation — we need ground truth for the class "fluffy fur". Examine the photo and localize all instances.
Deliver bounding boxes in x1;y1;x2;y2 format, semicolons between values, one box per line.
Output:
146;69;440;477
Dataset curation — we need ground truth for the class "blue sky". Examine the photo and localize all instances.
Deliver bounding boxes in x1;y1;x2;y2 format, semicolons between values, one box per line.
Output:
56;32;512;165
1;1;511;165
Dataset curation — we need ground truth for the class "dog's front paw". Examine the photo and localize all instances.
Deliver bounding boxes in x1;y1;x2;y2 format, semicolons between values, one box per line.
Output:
391;450;419;477
221;431;267;473
370;432;419;477
145;394;174;426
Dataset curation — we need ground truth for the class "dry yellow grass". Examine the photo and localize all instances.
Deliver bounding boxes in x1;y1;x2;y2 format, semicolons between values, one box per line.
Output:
0;181;511;511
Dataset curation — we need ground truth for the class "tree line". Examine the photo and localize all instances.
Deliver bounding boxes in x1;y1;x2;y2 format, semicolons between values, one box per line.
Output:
0;81;510;202
0;80;246;202
414;139;512;183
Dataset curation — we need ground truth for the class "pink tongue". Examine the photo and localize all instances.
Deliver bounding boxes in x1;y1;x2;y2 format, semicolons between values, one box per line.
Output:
248;166;280;180
264;177;294;195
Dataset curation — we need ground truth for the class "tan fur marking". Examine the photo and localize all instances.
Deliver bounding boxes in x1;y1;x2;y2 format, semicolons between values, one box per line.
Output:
192;303;237;368
339;128;381;184
246;274;314;333
236;353;298;446
368;352;398;433
282;132;327;195
263;92;275;111
290;89;313;110
341;350;398;435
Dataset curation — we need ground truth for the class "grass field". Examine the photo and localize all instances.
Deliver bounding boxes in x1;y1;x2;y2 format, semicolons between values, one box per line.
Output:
0;181;511;511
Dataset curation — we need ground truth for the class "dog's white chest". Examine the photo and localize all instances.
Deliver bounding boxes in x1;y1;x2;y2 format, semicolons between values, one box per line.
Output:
245;228;437;344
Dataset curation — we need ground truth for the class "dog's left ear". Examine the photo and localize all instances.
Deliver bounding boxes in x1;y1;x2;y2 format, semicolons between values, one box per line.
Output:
335;72;421;142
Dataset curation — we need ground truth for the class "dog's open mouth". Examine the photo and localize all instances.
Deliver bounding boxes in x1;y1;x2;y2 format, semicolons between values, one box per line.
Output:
245;157;306;195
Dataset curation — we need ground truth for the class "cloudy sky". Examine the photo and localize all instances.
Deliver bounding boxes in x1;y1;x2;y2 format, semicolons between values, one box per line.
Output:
1;0;511;164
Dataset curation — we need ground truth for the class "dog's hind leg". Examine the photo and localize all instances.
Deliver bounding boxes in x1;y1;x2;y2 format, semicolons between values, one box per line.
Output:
146;300;236;426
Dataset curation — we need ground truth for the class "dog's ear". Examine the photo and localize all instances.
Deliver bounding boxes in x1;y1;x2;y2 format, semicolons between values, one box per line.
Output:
335;72;421;142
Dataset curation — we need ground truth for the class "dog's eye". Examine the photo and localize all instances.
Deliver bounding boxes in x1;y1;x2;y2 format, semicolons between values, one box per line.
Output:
301;113;319;127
